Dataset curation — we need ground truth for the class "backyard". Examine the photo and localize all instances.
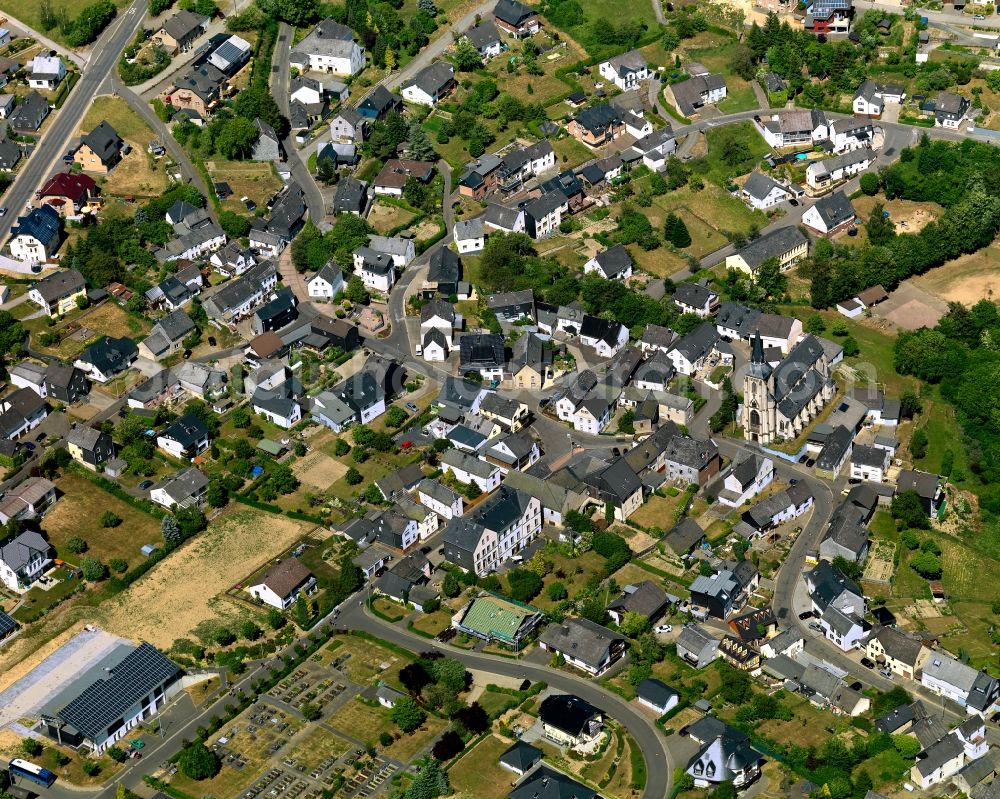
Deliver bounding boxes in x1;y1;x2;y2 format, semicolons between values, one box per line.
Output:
209;160;284;213
80;95;169;198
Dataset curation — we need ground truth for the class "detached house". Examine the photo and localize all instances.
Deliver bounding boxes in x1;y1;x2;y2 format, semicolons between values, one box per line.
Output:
248;558;316;610
75;120;125;174
150;467;208;509
28;268;85;316
156;413;210;461
463;22;503;59
866;626;928;680
493;0;541;37
289;18;365;76
459;332;505;382
583;243;633;281
934;91;970;129
66;426;114;471
74;336;138;383
306;261;345;300
670;73;727;116
538;618;627;676
37;172;98;218
10;205;62;265
8;91;48;132
0;530;53;591
153;9;209;53
598;50;650;90
538;694;604;748
741;171;791;210
401;61;456;107
673;282;719;317
568;104;624;148
27;55;65;90
802;191;856;237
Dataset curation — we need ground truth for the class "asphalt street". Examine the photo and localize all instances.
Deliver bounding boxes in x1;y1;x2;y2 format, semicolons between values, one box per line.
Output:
0;0;149;241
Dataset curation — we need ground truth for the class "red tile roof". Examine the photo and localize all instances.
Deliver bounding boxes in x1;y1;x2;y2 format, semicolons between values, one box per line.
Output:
38;172;97;202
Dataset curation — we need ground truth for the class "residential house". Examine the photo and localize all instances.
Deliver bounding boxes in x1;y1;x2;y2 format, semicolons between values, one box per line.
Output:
0;530;53;591
662;518;706;557
866;626;928;679
156;413;210;461
478;392;529;432
442;484;542;575
580;316;628;358
28;268;85;316
567;103;624;147
742;481;814;534
153;9;209;53
509;332;553;390
373;158;435;198
353;247;397;293
538;694;604;748
851;445;890;482
676;624;721;668
202;261;278;323
538;618;627;676
251;288;298;335
357;85;401;121
598;50;650;91
459;332;505;382
401;61;456;107
523;191;567;239
248;558;317;609
717;451;774;507
760;628;805;659
74;337;138;383
463;22;503;59
806;147;875;190
10;205;62;265
753;108;829;148
417;478;464;520
8;91;48;132
251;118;282;162
27;55;65;90
922;652;1000;714
673;282;719;317
424;247;461;298
45;361;89;404
897;469;944;518
820;604;865;651
75;121;125;174
149;467;208;509
806;559;866;617
582;457;643;522
329;106;366;143
607;581;669;625
0;388;47;442
802;191;856;236
689;560;758;619
741;171;791;210
935;91;970;128
290;18;365;76
306;261;345;300
486;289;534;322
636;679;680;715
493;0;541;37
65;426;114;471
670;73;727;116
815;424;854;479
509;768;594;799
725;226;809;281
454;217;485;253
583;243;633;281
440;447;501;493
37;173;98;218
685;718;765;790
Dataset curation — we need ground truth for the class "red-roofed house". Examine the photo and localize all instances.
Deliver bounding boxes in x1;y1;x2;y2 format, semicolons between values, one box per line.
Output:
37;173;99;217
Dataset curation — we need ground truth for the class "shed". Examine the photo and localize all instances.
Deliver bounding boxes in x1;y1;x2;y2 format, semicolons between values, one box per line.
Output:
257;438;287;457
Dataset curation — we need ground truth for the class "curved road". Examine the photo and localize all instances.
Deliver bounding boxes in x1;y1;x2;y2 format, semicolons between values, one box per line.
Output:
336;601;675;799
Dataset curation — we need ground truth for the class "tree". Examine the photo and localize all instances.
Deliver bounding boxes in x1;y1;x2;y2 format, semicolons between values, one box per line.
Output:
546;581;568;601
301;703;321;721
718;666;752;704
214;116;258;160
267;607;284;629
892;734;922;759
400;661;433;694
214;626;235;646
453;702;489;734
386;406;409;428
364;483;384;505
910;551;942;579
207;479;229;509
100;511;122;528
295;593;311;628
618;611;651;638
219;210;251;238
334;438;351;456
804;314;826;334
431;730;464;760
865;203;896;247
431;657;469;692
892;490;930;529
107;746;127;763
21;738;42;757
346;276;370;304
505;568;542;602
909;428;928;459
81;557;108;581
920;538;941;556
901;529;921;550
178;741;220;780
109;558;128;573
860;172;880;196
162;514;182;544
240;619;262;640
65;535;89;554
453;38;483;71
390;696;427;733
442;571;460;598
842;336;860;357
617;409;635;434
379;731;394;747
345;467;363;485
316;155;336;184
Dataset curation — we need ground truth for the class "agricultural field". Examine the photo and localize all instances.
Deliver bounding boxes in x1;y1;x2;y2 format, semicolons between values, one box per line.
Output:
80;96;169;198
94;508;310;647
40;471;162;567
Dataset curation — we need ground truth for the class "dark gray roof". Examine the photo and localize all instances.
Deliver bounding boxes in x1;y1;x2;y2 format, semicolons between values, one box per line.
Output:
742;171;785;202
673;282;717;310
465;21;501;49
81;121;123;166
663;518;705;554
591;243;633;279
404;61;454;97
811;191;856;229
734;226;807;270
608;581;668;617
57;643;180;740
637;678;679;708
815;425;853;471
509;766;596;799
459;332;504;369
914;733;964;778
499;740;542;772
573;103;622;136
538;618;625;669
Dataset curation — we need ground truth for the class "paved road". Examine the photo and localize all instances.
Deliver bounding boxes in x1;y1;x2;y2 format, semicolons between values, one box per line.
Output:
336;601;675;799
0;0;148;244
272;22;326;220
110;78;216;212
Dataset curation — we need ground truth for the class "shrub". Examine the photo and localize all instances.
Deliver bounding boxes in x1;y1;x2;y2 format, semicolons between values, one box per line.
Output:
80;557;108;581
65;535;89;554
100;510;122;528
178;742;220;780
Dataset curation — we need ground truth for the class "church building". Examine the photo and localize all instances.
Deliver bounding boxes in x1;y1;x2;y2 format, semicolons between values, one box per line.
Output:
743;332;836;444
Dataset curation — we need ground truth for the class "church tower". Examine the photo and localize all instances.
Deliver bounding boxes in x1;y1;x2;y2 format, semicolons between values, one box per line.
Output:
743;332;776;443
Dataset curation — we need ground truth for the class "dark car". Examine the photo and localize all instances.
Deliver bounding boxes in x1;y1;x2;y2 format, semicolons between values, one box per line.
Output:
208;336;217;347
139;479;154;490
798;610;814;620
789;198;799;207
805;458;815;467
22;442;35;451
849;681;863;691
35;431;47;442
860;657;875;669
183;349;192;359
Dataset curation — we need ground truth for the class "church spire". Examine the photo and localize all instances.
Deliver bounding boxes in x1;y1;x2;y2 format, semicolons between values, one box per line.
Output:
750;331;765;364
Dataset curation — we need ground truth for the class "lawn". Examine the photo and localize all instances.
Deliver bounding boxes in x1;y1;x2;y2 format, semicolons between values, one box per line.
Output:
209;160;283;214
367;200;419;234
326;449;425;503
385;715;448;762
41;471;162;567
32;301;150;359
448;734;513;799
483;35;586;104
328;635;414;686
410;609;452;637
915;398;968;479
477;689;517;719
534;549;610;610
327;698;420;750
543;0;658;57
0;0;128;47
550;135;594;170
698;121;772;186
652;182;765;238
629;492;686;532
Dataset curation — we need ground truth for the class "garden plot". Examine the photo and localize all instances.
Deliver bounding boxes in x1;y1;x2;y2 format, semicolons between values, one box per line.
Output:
862;540;896;584
292;450;349;490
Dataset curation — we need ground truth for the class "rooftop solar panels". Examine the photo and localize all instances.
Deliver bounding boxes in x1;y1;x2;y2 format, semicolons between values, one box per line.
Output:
0;610;17;638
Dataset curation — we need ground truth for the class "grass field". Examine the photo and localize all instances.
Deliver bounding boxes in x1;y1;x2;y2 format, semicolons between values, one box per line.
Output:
629;492;686;532
330;635;413;686
210;160;283;214
94;508;309;647
80;96;169;197
534;549;610;610
448;734;513;799
367;201;419;234
484;35;586;104
41;471;162;567
410;609;451;637
0;0;128;47
286;727;351;769
699;121;772;186
328;698;397;748
32;301;150;359
912;240;1000;306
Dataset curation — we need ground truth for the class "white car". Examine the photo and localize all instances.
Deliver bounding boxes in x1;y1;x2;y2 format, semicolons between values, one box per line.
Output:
654;624;673;634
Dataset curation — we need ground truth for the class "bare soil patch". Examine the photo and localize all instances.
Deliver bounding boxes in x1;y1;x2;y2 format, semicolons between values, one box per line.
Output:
912;241;1000;306
94;509;310;647
292;450;348;490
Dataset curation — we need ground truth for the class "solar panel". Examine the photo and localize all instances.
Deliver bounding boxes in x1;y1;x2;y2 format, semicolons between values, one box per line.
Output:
0;611;17;638
58;643;179;740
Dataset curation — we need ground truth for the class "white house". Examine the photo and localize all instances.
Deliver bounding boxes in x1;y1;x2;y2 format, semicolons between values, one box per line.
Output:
454;218;485;253
307;262;345;300
806;148;875;191
820;605;864;651
419;298;456;362
828;119;875;154
0;530;52;591
149;467;208;509
10;206;62;265
353;248;397;293
717;452;774;507
252;391;302;429
289;19;366;76
635;679;679;715
417;478;464;519
598;50;650;91
441;448;501;493
850;445;890;483
583;244;633;281
27;55;65;90
155;414;210;461
366;234;414;267
741;172;791;211
401;62;456;107
579;317;629;358
248;558;317;609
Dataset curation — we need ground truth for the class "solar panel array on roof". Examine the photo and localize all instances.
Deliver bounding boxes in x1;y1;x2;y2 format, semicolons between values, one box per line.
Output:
57;643;179;740
0;610;17;638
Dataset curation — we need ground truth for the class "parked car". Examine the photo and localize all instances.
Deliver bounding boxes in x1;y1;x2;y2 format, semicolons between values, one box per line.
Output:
860;657;875;669
879;668;893;679
405;402;418;413
35;431;46;442
0;207;8;217
654;624;673;634
808;621;823;632
975;13;986;19
208;336;217;347
798;610;814;620
139;479;154;490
